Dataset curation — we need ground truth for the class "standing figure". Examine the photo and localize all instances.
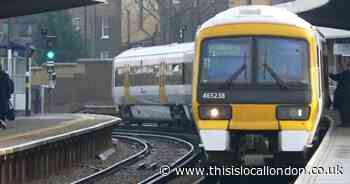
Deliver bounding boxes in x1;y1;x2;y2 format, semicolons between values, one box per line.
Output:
0;65;13;129
329;64;350;126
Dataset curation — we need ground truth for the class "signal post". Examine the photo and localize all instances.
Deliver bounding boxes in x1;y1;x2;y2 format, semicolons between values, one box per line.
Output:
41;34;57;113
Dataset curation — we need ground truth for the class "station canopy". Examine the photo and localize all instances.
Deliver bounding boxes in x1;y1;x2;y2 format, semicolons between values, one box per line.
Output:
296;0;350;30
0;0;106;19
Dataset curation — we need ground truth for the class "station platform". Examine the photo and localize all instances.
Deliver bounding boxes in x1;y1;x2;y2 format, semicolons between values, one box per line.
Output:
0;113;120;184
296;111;350;184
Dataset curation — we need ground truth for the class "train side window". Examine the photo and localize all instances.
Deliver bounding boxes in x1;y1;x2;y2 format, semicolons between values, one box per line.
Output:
150;65;158;85
147;65;157;85
129;65;136;86
166;63;183;85
130;64;158;86
172;64;180;72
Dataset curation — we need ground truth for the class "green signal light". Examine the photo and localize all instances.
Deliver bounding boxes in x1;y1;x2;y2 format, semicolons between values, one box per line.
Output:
47;51;55;60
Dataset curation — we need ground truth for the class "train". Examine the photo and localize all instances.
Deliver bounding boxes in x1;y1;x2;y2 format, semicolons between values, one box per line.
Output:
113;5;331;165
192;5;330;165
112;42;194;126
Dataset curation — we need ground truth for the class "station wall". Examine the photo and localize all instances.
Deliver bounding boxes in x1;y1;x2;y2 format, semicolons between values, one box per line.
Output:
31;59;113;113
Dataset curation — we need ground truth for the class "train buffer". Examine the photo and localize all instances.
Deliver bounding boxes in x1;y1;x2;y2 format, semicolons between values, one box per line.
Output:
0;113;120;184
296;111;350;184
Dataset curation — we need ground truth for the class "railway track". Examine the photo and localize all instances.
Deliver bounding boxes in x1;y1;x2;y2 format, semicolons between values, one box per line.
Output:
71;130;202;184
116;132;200;184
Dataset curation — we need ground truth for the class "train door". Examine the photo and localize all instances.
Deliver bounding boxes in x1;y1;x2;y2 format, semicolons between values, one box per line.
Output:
320;43;331;108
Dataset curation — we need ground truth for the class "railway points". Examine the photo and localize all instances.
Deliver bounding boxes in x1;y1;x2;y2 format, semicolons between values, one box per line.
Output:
0;113;119;184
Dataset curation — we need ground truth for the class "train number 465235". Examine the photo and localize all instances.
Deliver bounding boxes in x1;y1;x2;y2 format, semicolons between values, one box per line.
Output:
202;92;226;99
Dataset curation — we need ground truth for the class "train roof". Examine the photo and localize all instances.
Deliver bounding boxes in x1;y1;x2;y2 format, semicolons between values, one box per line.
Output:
199;5;313;31
115;42;194;59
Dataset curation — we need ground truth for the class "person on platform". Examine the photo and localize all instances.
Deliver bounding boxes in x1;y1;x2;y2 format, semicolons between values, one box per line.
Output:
0;65;14;129
329;63;350;126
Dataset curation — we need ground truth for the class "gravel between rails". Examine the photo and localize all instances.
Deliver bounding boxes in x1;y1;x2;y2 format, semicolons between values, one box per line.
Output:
95;137;189;184
28;139;143;184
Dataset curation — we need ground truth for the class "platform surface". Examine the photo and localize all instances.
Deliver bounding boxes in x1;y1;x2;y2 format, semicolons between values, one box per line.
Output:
0;113;119;155
296;111;350;184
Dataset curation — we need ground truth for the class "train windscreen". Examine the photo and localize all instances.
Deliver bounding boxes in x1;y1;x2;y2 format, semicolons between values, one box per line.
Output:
200;37;309;87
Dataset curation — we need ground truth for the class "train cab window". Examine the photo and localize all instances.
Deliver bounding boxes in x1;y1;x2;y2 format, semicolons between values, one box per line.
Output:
256;38;309;85
115;67;124;87
200;37;253;84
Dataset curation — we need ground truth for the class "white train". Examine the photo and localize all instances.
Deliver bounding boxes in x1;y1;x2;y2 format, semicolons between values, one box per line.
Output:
112;42;194;124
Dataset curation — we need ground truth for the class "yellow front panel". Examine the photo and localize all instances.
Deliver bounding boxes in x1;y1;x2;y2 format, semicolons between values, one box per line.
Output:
193;23;319;132
230;104;279;130
196;120;230;129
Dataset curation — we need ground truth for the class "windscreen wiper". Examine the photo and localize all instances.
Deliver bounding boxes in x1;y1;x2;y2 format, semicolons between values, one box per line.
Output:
262;63;289;89
223;63;247;87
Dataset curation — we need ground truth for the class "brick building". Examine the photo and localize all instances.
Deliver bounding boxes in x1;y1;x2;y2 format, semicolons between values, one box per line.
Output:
69;0;122;59
120;0;295;47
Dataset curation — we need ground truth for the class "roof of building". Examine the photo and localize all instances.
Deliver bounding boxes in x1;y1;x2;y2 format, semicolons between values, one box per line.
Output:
0;0;106;19
317;27;350;39
276;0;350;38
298;0;350;31
275;0;329;14
199;5;313;31
0;41;27;50
115;42;194;59
277;0;350;31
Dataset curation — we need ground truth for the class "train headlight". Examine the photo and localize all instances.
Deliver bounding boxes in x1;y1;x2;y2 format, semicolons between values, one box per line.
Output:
199;105;232;120
276;106;310;120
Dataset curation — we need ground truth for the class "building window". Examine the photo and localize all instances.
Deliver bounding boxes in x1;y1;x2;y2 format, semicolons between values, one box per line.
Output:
101;17;110;39
72;18;81;31
100;51;109;59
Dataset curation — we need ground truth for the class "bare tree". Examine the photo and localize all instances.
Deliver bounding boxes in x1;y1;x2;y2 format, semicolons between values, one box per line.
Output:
135;0;228;45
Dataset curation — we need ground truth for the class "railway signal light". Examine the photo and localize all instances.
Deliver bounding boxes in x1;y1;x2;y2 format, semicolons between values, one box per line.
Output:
45;34;57;88
46;50;55;60
45;35;56;61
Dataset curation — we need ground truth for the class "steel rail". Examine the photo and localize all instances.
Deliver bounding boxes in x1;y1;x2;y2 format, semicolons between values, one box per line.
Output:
111;132;200;184
71;135;149;184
